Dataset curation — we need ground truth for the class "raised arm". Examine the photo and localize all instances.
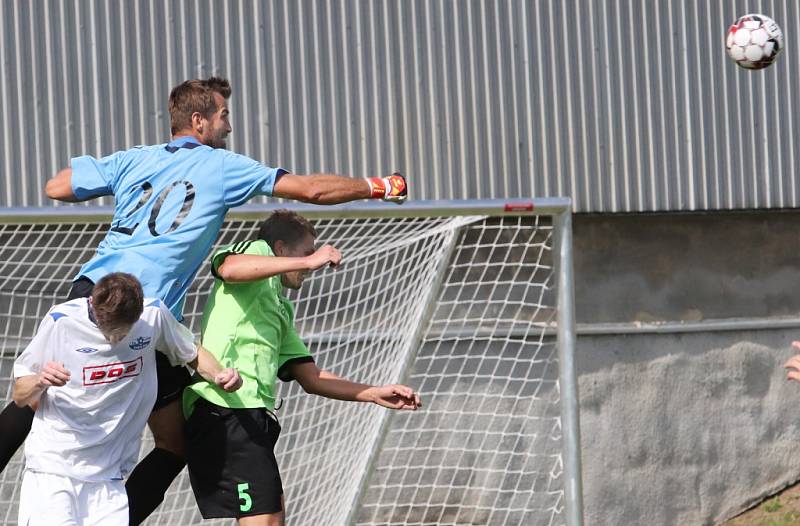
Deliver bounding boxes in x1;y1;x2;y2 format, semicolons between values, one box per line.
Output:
272;172;407;205
217;245;341;282
289;361;421;410
45;168;82;202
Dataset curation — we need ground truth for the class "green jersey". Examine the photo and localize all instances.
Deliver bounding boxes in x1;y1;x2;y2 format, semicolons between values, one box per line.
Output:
183;239;313;416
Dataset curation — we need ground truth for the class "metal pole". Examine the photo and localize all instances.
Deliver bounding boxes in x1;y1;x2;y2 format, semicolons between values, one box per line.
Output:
555;207;585;526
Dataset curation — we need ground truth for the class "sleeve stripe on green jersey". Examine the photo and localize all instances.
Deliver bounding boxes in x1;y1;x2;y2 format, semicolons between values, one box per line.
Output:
210;240;255;279
230;240;253;254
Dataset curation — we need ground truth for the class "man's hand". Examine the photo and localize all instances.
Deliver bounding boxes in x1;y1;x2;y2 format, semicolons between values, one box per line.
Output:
365;384;421;410
214;368;242;392
366;173;407;204
305;245;342;270
38;361;71;388
784;342;800;382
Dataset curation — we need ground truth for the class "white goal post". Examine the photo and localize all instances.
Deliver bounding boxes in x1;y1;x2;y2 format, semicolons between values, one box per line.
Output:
0;198;582;526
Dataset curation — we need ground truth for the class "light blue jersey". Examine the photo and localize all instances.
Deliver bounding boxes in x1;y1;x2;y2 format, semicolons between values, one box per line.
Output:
71;136;286;319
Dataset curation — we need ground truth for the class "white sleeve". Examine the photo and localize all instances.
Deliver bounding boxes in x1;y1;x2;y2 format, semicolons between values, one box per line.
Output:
13;312;57;378
155;302;198;366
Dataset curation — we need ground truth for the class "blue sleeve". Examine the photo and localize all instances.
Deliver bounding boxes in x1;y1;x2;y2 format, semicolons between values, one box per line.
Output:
70;150;130;200
221;151;287;207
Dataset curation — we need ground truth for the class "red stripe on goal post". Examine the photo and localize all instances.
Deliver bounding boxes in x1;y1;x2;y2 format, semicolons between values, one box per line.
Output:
503;202;535;212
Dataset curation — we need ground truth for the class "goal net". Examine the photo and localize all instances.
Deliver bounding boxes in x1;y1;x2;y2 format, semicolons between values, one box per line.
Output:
0;199;581;526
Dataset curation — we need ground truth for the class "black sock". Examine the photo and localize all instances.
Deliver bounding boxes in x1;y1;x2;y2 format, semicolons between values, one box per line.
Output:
0;402;34;472
126;447;186;525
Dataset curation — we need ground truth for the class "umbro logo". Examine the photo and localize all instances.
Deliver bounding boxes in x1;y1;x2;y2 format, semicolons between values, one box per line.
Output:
129;336;152;350
75;347;98;354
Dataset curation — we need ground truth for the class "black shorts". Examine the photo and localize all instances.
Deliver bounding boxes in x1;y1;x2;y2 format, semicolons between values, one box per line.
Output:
67;276;191;411
185;398;283;518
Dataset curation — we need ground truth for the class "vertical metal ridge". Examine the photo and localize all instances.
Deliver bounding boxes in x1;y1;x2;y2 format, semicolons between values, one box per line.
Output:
601;0;618;211
613;0;631;211
12;1;26;205
533;0;550;199
679;0;696;210
436;1;453;198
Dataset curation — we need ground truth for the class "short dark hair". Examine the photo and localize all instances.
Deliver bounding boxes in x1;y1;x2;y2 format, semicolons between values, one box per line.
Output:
91;273;144;336
168;77;232;134
258;210;317;250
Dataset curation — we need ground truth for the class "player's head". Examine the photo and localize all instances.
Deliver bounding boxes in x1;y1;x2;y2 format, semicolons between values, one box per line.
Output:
168;77;232;148
258;210;318;290
90;273;144;344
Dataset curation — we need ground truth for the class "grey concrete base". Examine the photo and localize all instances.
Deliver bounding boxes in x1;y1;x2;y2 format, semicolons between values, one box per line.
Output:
578;327;800;526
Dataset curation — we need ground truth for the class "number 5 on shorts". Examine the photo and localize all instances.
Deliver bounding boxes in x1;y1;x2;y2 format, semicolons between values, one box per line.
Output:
238;482;252;512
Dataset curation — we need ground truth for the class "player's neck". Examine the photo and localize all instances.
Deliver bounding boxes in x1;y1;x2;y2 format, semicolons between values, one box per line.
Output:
171;131;204;144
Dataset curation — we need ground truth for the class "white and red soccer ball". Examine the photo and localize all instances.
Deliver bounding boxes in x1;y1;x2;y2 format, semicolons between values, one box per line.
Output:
726;14;784;70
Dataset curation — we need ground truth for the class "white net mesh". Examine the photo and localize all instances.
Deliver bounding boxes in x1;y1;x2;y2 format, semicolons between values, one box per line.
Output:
0;209;568;526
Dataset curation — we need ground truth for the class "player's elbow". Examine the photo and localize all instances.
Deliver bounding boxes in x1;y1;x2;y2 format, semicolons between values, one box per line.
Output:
216;262;240;282
299;181;325;204
46;169;75;201
296;377;321;395
44;176;60;199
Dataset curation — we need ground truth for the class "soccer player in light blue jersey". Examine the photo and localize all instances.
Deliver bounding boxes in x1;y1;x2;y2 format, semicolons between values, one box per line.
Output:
0;77;408;524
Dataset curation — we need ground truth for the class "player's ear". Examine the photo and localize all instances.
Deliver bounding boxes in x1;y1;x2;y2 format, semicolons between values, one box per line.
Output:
273;240;285;256
191;111;204;132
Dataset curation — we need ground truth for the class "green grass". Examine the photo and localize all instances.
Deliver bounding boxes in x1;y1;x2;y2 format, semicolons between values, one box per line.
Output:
752;497;800;526
756;511;800;526
763;498;783;513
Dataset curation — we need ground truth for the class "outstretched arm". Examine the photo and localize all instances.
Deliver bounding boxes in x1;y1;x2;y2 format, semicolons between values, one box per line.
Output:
273;172;407;204
289;361;421;410
45;168;83;202
217;245;341;282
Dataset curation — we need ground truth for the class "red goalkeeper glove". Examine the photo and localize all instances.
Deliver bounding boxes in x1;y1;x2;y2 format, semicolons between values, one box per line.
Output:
366;173;407;204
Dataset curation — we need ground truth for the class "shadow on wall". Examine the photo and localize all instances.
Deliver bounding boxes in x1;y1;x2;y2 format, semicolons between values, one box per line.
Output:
573;210;800;324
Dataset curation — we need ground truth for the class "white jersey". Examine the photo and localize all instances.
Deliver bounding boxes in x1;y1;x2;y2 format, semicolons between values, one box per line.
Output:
13;297;197;482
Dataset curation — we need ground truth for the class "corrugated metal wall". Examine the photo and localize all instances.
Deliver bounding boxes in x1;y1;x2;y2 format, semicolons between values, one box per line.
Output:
1;0;798;212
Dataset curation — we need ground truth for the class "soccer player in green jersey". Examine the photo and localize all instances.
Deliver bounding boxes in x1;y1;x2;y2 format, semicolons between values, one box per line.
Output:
182;210;421;525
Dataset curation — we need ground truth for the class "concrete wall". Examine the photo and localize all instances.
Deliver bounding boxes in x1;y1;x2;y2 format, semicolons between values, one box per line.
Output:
573;210;800;525
579;328;800;525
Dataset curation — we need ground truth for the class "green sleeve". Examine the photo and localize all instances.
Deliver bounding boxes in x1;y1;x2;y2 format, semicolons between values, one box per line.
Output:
276;325;314;382
209;239;271;279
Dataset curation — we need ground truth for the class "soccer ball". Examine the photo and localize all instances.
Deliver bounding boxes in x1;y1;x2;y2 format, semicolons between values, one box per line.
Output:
725;14;784;70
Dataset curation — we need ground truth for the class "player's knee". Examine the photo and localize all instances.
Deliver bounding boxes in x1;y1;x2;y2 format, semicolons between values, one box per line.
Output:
150;425;185;457
238;512;284;526
147;403;186;458
152;432;185;457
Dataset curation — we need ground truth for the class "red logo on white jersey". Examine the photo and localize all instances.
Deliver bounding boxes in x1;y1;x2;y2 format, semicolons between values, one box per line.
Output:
83;357;143;386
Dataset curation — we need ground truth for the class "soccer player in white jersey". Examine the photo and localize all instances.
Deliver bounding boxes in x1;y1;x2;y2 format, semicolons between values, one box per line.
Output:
0;77;407;524
13;273;242;525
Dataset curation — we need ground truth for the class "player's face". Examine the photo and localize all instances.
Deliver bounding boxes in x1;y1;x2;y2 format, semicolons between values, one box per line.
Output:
279;234;317;290
201;92;231;149
101;323;134;345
